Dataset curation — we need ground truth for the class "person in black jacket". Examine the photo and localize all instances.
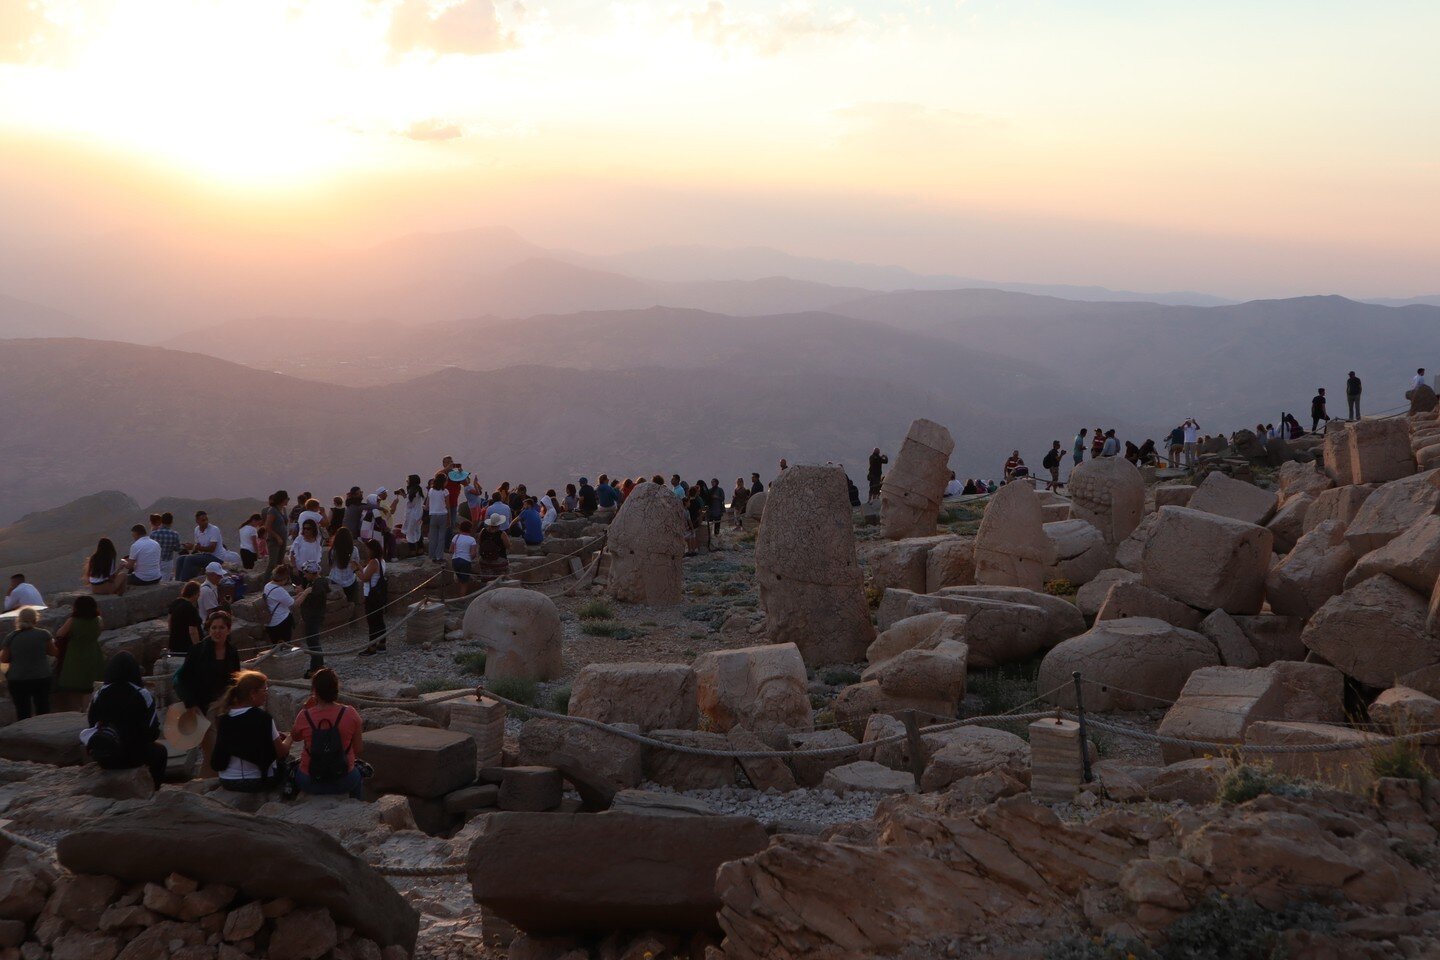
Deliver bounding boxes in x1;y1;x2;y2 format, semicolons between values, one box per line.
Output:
1346;371;1362;420
211;670;290;792
179;610;243;775
867;448;888;502
85;652;166;789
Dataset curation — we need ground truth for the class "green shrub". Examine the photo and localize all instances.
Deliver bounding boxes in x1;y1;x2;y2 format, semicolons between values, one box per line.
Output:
1045;578;1078;597
820;667;862;687
487;676;538;707
581;620;622;637
452;651;487;675
970;661;1042;715
808;692;829;710
1216;764;1311;804
548;685;572;714
577;600;614;620
416;677;461;694
1372;740;1432;784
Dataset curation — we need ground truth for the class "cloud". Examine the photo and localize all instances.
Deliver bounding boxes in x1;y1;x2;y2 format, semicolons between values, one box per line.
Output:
403;118;465;141
677;1;859;56
387;0;517;56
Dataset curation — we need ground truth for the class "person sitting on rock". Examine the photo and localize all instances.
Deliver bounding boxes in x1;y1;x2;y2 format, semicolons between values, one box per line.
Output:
476;513;510;583
84;537;130;595
84;651;166;789
290;668;364;799
1003;451;1026;480
211;669;290;792
517;498;545;547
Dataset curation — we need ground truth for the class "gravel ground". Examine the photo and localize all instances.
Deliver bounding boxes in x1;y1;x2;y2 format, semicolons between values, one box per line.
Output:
668;784;885;826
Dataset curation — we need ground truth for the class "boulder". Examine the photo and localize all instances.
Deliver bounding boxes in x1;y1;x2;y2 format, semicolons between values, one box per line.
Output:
0;713;88;766
832;680;955;732
1417;442;1440;471
1322;423;1356;485
1232;614;1307;665
607;481;688;605
1398;663;1440;700
1197;609;1259;668
1301;484;1375;534
919;728;1030;791
744;492;767;524
364;726;476;799
568;662;698;732
1369;686;1440;733
1095;580;1202;631
1301;574;1440;687
1038;618;1220;711
1067;456;1145;546
468;811;769;935
1344;512;1440;593
785;729;861;788
860;640;967;706
925;537;976;593
55;791;418;951
1412;382;1440;413
1042;519;1112;586
498;766;564;812
643;731;735;790
518;717;642;792
880;418;955;540
865;611;962;665
1343;469;1440;555
756;465;875;665
1276;461;1334;505
863;536;952;594
727;726;797;791
1141;507;1272;614
972;481;1050;591
1155;663;1344;763
693;643;811;736
1146;757;1227;804
1265;493;1313;554
1243;721;1386;787
1114;512;1158;572
1186;472;1278;526
820;760;915;796
934;585;1085;646
1076;568;1141;619
1348;418;1417;484
1265;520;1357;619
463;588;563;682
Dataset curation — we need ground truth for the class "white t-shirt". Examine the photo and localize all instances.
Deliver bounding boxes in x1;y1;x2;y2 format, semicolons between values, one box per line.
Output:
329;551;358;588
238;524;259;553
427;489;449;516
362;560;386;597
263;582;295;627
1413;374;1426;390
198;580;220;622
194;524;224;554
486;502;512;525
4;582;44;611
290;537;323;573
945;479;962;496
127;536;163;582
1182;423;1199;444
217;707;280;781
450;534;478;561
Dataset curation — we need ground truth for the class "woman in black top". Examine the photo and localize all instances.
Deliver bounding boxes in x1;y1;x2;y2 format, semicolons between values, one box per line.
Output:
167;581;203;654
179;610;243;775
86;652;166;789
211;670;290;792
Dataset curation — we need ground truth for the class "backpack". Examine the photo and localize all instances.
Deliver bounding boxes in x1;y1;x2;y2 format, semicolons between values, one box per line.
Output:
1042;449;1060;469
86;723;126;766
303;707;352;782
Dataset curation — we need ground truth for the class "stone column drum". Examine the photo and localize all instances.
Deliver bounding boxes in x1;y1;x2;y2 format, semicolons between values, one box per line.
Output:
880;419;955;540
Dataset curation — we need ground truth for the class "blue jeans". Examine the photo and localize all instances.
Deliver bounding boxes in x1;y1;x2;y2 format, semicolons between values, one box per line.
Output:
296;767;363;799
176;553;218;582
427;516;447;560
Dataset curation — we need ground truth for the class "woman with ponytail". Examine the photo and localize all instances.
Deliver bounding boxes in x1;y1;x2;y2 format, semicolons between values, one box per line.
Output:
210;670;290;792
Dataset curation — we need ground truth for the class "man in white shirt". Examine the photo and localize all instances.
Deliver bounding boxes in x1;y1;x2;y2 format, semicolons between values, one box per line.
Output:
198;563;225;621
4;574;45;611
126;524;164;586
1181;418;1200;468
1413;368;1427;391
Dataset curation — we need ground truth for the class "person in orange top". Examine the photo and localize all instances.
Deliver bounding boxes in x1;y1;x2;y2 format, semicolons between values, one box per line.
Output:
290;668;364;798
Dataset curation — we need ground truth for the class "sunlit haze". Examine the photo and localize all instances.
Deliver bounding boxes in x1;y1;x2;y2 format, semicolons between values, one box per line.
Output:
2;0;1438;299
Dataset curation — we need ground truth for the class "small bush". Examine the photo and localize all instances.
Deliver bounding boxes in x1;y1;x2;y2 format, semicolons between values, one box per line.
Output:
864;585;884;609
1372;739;1432;784
487;676;538;707
1045;578;1078;597
1217;763;1311;804
808;692;829;710
581;620;622;637
416;677;461;694
1044;933;1151;960
452;651;487;675
813;707;837;729
969;661;1042;715
548;685;572;714
821;667;862;687
577;600;614;620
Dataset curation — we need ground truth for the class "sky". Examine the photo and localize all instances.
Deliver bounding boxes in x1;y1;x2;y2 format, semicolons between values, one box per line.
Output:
1;0;1437;299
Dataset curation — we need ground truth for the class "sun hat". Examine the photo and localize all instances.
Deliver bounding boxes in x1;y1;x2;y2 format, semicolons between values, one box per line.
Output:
204;562;225;577
163;702;211;751
484;514;506;528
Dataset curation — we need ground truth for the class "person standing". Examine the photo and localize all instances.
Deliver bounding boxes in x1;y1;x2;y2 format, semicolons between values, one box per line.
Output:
401;476;426;557
261;491;290;581
476;514;510;583
2;607;58;720
1311;388;1330;433
730;479;751;529
426;476;450;562
237;514;262;570
262;565;304;647
867;448;888;502
149;513;181;579
1100;430;1120;458
1090;428;1105;460
1346;371;1362;420
1182;418;1200;468
1072;429;1087;467
1042;441;1066;491
707;479;725;536
357;540;388;657
54;594;105;711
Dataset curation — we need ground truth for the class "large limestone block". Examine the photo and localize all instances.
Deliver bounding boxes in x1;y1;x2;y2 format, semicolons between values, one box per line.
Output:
1155;663;1344;763
880;418;955;540
1265;493;1313;554
1347;418;1416;484
1152;485;1196;510
1233;614;1307;665
568;662;698;731
607;481;687;605
866;611;962;665
644;731;735;790
1076;568;1141;619
1266;520;1357;619
1344;512;1440;593
1038;618;1220;712
1141;507;1272;614
464;588;563;682
1277;461;1334;505
1095;580;1202;631
1322;423;1355;485
468;811;769;935
1186;472;1278;526
0;713;88;766
518;717;643;791
1343;469;1440;555
972;481;1050;591
863;536;954;594
1244;721;1385;787
919;728;1030;791
936;585;1085;640
1301;574;1440;687
1067;456;1145;546
934;585;1084;665
1302;484;1375;534
756;465;875;665
1042;519;1113;586
821;760;916;795
1114;512;1158;572
924;537;976;593
860;639;967;706
1369;686;1440;733
365;726;477;799
1197;610;1259;668
693;643;811;736
57;791;418;952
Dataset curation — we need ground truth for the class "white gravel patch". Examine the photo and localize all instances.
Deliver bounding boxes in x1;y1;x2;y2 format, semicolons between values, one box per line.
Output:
656;784;884;826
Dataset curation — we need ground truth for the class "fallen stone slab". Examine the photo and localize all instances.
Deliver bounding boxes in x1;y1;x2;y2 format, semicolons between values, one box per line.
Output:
1187;472;1278;526
1301;574;1440;687
467;811;769;935
1141;507;1271;614
0;713;88;766
821;760;916;796
1039;618;1220;712
610;790;716;817
568;662;698;732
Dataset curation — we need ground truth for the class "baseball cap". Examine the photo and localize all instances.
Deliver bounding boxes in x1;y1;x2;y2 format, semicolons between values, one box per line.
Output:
204;562;225;576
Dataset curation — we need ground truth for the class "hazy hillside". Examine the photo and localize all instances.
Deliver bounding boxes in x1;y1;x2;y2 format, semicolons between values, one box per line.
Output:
0;293;93;339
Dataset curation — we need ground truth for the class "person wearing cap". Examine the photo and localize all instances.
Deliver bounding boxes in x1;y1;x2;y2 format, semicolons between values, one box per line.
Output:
84;651;165;789
198;562;226;622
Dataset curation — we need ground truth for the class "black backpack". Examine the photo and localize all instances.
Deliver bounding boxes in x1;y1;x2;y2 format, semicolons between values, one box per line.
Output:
1042;449;1060;469
86;724;126;766
303;707;352;782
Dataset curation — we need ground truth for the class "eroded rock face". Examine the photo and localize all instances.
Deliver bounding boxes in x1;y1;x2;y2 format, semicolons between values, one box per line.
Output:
880;418;955;540
607;481;688;606
1186;472;1278;527
973;481;1050;591
1155;662;1344;763
1344;512;1440;593
1347;418;1417;484
1067;456;1145;546
1038;618;1220;711
756;464;875;665
1343;469;1440;555
568;662;698;732
1042;519;1112;586
463;587;563;682
1266;519;1357;620
692;643;811;737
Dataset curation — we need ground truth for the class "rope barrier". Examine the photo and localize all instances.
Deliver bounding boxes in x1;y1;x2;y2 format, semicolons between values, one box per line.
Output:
368;862;469;877
1068;713;1440;755
0;824;57;861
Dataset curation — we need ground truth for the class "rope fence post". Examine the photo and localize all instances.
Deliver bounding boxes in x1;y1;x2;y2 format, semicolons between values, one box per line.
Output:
1071;671;1092;783
902;710;926;787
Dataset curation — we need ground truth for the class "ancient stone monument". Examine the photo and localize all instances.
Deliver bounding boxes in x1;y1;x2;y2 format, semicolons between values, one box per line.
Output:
880;418;955;540
463;587;564;681
606;480;687;606
972;480;1050;591
1068;456;1145;546
756;464;876;665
